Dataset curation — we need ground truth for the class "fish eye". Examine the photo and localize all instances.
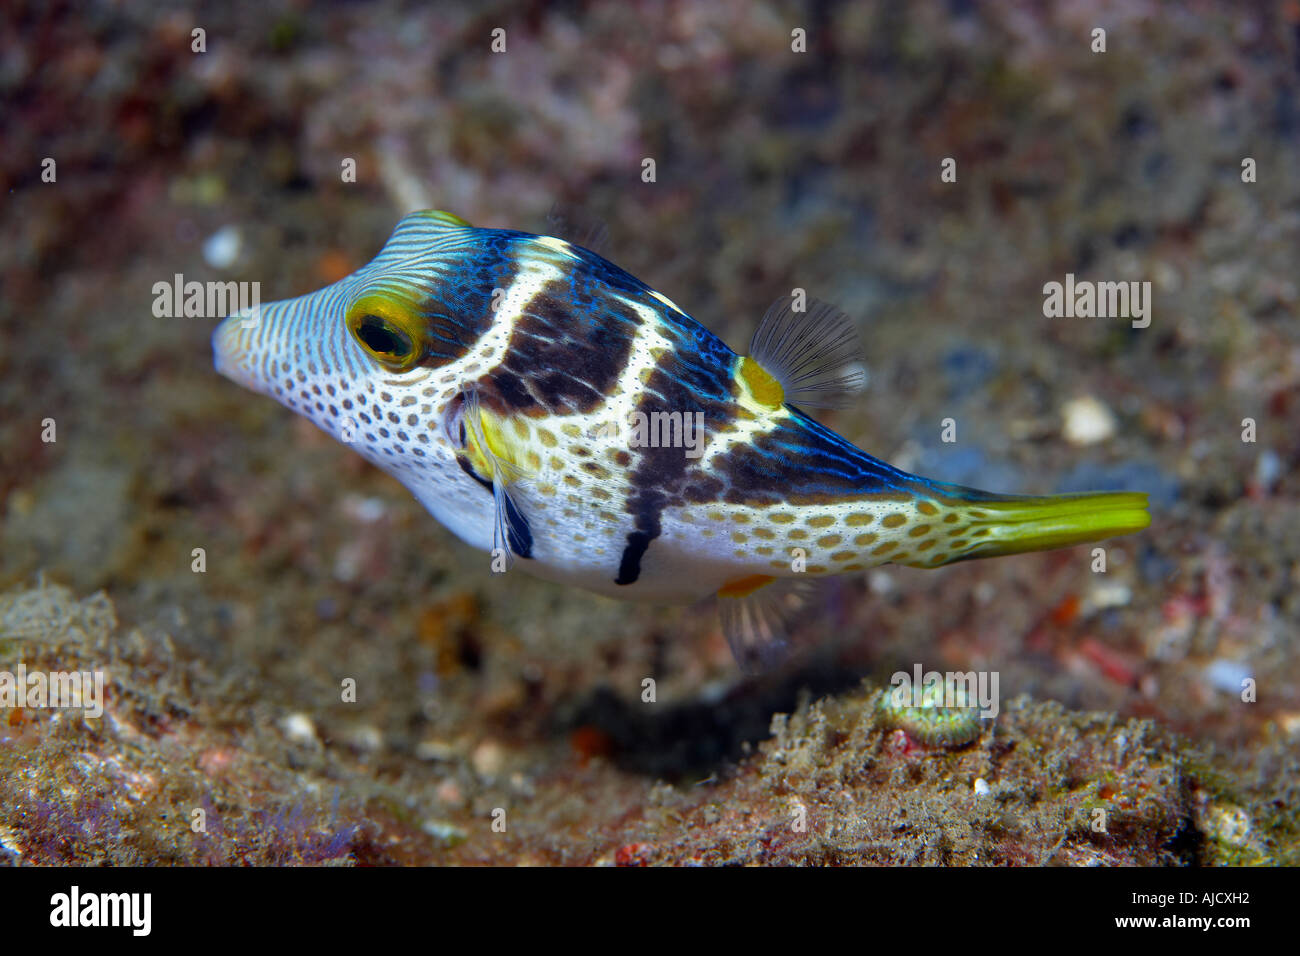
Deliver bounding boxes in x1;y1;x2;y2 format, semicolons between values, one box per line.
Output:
346;300;423;371
356;315;412;357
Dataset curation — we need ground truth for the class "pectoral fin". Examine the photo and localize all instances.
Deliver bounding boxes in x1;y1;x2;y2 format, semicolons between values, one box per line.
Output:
493;479;533;563
454;390;533;566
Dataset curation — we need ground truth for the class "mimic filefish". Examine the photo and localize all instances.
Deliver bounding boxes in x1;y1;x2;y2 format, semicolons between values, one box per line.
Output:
213;210;1149;669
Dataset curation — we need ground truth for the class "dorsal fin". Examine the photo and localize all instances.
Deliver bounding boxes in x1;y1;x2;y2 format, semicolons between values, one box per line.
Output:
748;294;868;408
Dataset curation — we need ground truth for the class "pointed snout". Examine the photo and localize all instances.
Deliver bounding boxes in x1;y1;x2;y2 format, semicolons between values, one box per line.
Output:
212;286;357;407
212;307;268;393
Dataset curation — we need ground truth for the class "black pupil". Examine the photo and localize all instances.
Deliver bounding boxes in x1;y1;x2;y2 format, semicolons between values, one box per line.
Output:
357;317;412;358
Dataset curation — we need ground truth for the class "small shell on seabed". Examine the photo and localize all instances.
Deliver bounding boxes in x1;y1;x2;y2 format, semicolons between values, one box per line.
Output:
876;678;985;748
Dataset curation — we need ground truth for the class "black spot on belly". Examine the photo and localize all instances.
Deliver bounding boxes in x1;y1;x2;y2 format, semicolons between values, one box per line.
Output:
615;530;654;586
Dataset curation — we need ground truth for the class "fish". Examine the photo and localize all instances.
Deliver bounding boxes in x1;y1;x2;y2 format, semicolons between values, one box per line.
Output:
213;209;1150;670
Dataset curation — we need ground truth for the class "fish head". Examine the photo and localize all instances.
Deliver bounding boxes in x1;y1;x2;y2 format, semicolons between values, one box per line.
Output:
211;209;521;548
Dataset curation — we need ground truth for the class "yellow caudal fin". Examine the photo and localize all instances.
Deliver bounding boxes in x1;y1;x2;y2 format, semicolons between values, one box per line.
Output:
903;489;1150;568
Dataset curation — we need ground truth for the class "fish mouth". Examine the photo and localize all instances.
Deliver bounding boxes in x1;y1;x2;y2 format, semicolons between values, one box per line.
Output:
212;310;266;393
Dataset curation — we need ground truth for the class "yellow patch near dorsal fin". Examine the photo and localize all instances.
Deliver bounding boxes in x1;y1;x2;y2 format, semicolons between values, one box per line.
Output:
737;358;785;409
747;293;867;409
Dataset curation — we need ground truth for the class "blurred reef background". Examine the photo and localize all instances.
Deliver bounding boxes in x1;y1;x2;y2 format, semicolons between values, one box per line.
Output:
1;0;1298;864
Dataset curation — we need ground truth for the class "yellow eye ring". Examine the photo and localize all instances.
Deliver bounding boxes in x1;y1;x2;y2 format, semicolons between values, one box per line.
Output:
346;295;423;372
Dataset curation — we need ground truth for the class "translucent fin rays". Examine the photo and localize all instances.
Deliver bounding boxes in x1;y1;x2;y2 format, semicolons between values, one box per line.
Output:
749;294;868;409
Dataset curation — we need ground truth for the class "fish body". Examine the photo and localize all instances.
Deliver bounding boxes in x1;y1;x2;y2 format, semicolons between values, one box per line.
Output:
214;210;1149;665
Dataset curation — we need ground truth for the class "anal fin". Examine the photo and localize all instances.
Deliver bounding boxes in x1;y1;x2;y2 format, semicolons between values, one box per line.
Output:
715;575;818;673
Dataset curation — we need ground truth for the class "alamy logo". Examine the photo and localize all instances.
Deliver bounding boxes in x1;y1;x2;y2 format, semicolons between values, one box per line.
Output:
152;273;261;326
1042;273;1151;328
0;664;104;718
889;664;999;719
50;886;151;936
596;410;707;458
